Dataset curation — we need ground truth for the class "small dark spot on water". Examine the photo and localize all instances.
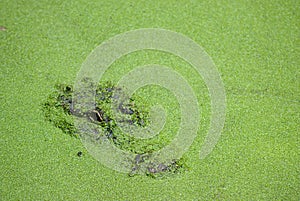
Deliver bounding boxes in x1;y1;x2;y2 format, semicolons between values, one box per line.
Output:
77;151;83;157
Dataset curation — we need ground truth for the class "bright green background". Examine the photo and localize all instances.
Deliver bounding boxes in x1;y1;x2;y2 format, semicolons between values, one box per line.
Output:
1;0;299;200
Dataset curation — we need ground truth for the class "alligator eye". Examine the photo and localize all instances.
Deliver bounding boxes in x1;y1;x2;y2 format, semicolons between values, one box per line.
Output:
77;151;83;157
88;109;103;122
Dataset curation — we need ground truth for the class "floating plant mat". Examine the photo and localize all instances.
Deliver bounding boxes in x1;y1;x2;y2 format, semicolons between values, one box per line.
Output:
43;79;187;178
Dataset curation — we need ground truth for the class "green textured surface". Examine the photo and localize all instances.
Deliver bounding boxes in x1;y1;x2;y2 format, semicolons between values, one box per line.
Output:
1;0;299;200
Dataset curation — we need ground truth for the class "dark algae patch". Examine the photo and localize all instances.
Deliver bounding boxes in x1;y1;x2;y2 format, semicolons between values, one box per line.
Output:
43;79;188;178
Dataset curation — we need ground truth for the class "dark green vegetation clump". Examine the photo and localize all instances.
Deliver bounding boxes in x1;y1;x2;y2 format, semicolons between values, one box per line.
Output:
43;80;187;177
43;84;77;136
